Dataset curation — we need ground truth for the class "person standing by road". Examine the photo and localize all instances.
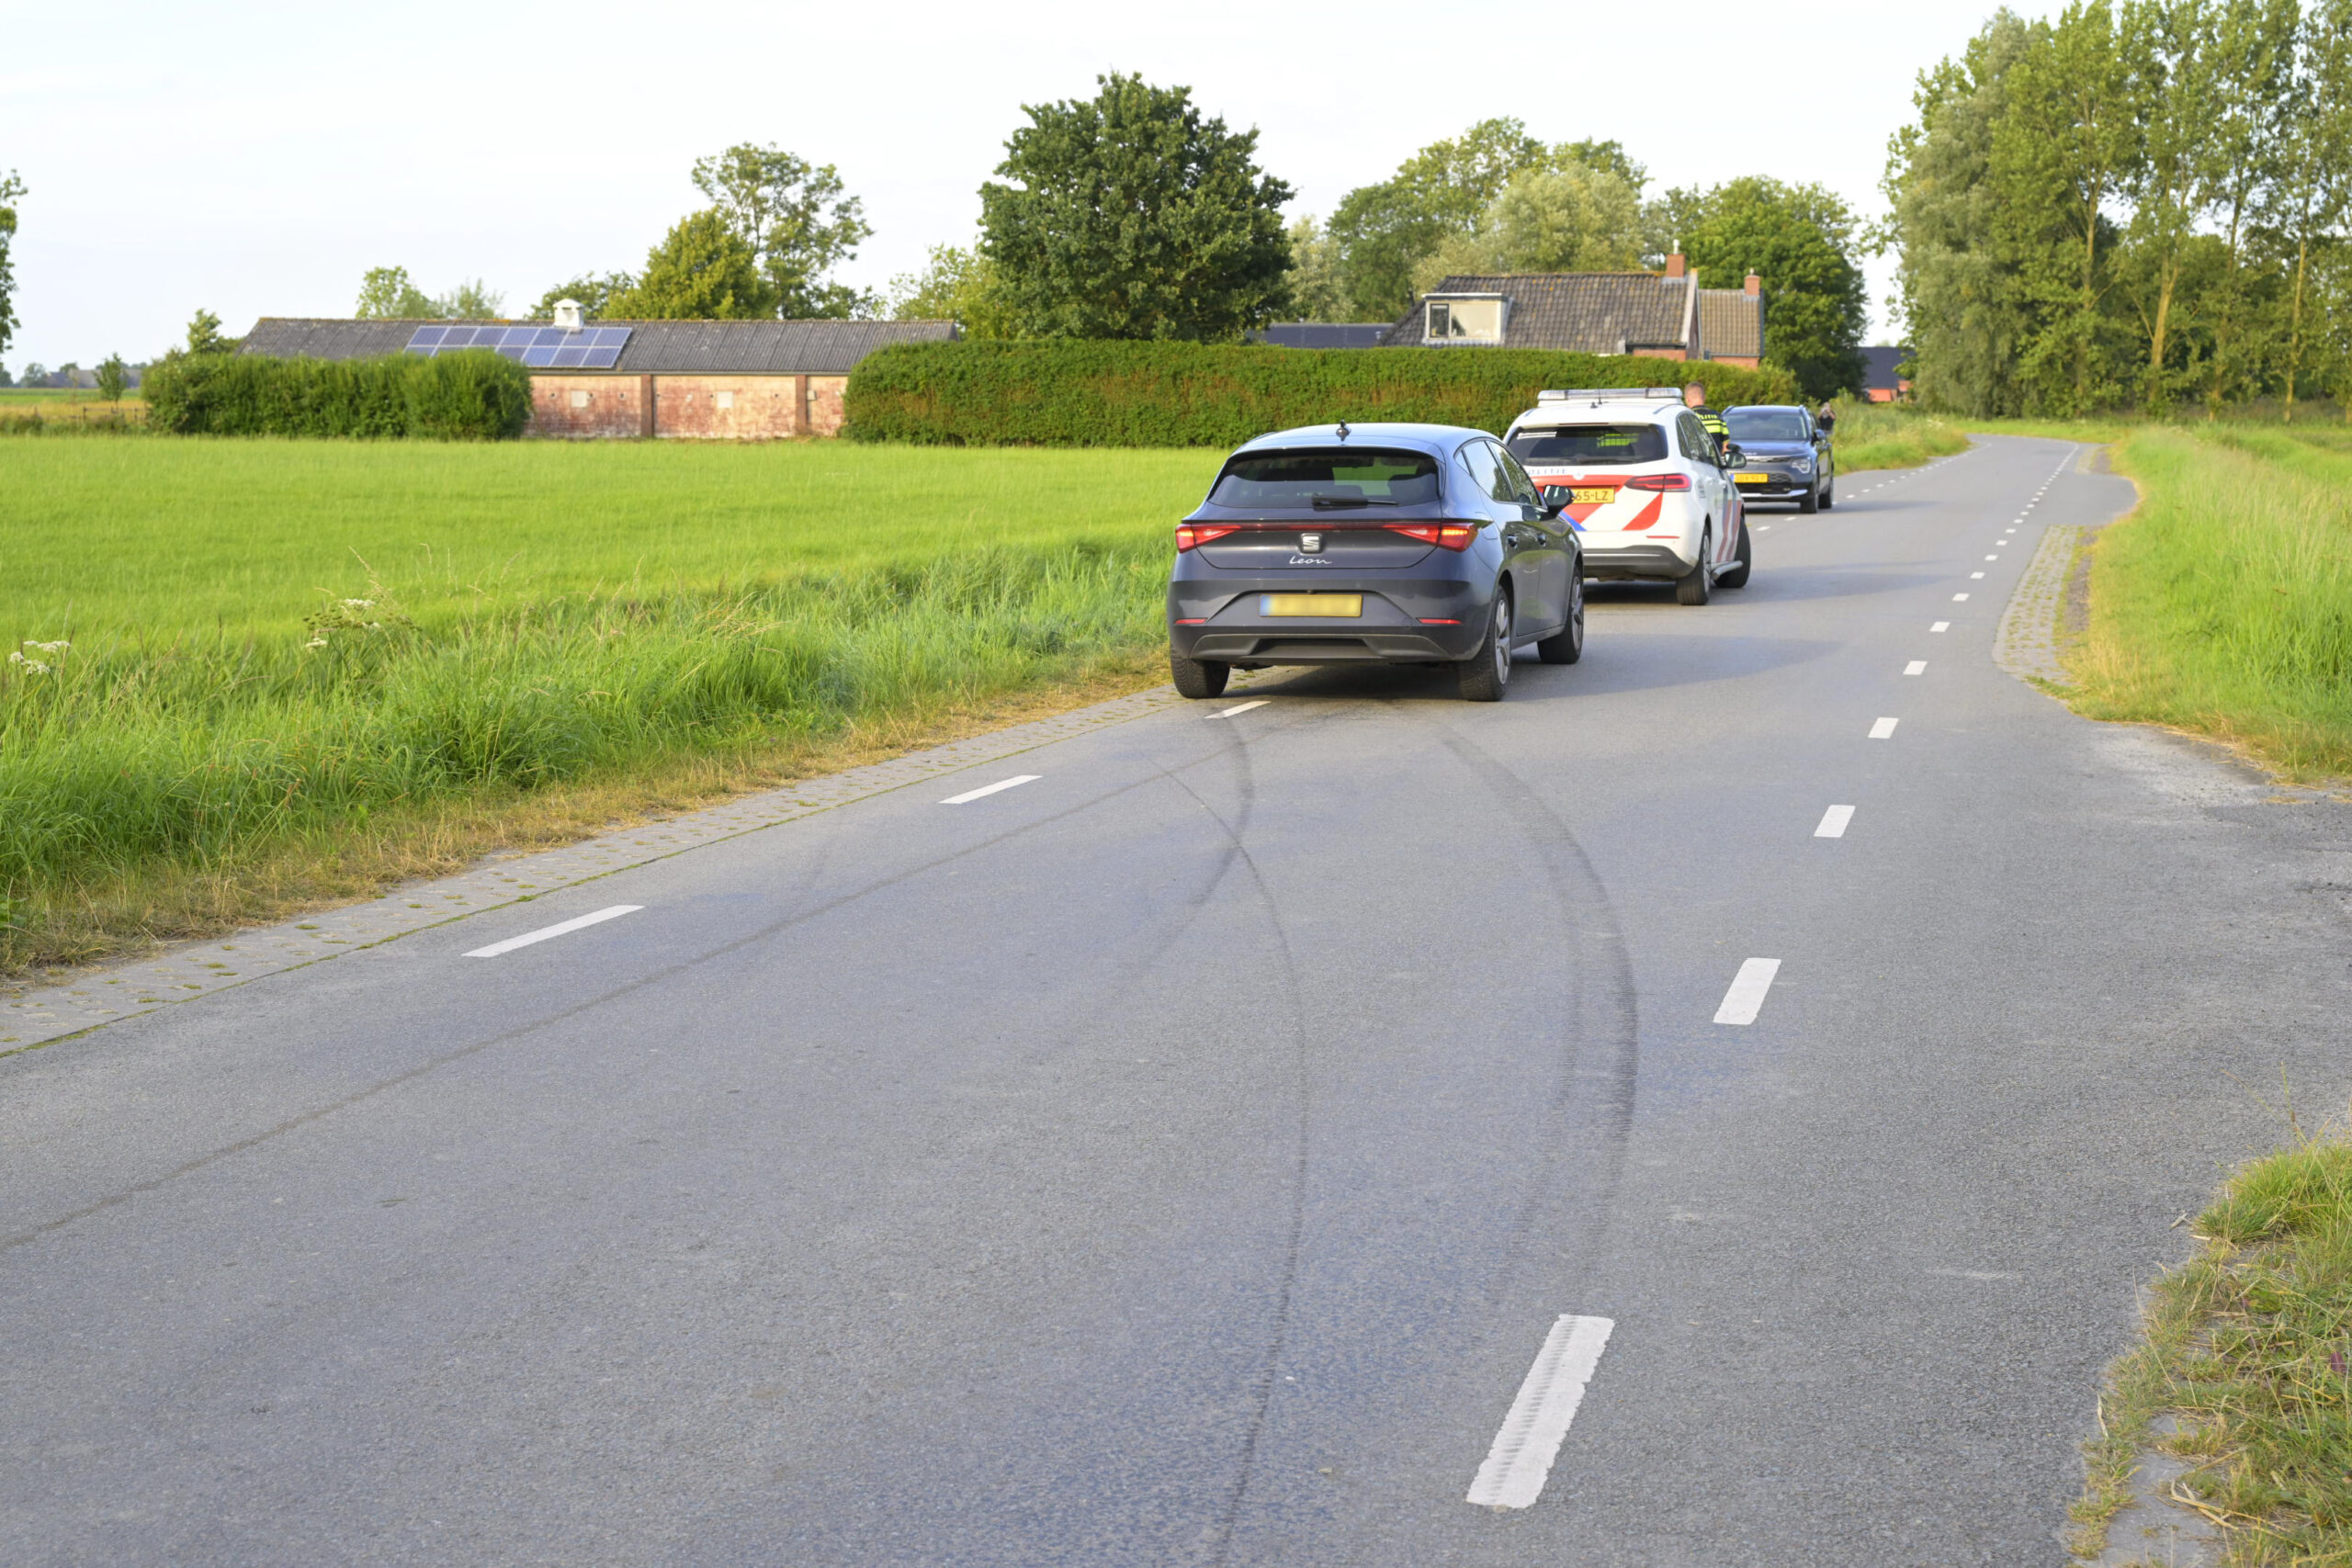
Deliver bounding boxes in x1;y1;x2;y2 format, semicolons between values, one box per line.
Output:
1817;400;1838;438
1682;382;1730;454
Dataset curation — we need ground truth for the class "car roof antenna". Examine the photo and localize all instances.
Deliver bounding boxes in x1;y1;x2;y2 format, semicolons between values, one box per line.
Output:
1335;420;1351;441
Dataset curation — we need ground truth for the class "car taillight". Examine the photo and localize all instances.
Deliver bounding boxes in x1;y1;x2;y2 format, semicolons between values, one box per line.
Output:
1384;523;1481;550
1175;525;1239;551
1624;473;1692;492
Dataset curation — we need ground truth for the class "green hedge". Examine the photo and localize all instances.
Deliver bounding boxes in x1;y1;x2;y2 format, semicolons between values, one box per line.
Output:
143;350;534;440
843;340;1801;447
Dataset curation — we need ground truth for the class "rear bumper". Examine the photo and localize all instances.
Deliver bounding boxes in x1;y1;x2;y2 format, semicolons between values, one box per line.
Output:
1168;574;1490;664
1579;540;1697;581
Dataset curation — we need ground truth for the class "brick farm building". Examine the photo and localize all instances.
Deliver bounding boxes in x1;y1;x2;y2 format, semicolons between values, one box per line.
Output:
236;312;957;439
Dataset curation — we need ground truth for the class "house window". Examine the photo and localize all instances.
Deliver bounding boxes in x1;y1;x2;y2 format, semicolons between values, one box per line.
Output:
570;390;591;409
716;389;736;410
1425;298;1502;344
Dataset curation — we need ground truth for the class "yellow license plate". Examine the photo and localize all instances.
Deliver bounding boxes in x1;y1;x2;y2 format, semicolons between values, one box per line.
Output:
1570;487;1616;504
1260;593;1363;618
1735;471;1770;485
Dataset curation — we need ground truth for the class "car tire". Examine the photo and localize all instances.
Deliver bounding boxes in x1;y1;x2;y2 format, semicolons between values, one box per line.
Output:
1820;478;1836;509
1536;571;1584;663
1717;522;1752;589
1170;651;1229;699
1798;479;1820;514
1458;588;1512;701
1674;529;1713;605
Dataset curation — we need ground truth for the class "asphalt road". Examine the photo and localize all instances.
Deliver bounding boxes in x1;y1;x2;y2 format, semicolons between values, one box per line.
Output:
8;434;2352;1566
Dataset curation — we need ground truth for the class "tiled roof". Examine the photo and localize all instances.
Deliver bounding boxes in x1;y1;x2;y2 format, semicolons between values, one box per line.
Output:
1252;322;1390;349
1698;289;1763;360
237;317;956;374
1375;274;1696;354
1860;344;1909;390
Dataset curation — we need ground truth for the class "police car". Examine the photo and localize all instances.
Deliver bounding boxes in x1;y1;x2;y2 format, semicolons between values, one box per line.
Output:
1501;388;1750;604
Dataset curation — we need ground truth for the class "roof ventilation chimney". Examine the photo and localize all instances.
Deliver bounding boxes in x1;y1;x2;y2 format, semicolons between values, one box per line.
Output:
553;299;585;333
1664;251;1686;279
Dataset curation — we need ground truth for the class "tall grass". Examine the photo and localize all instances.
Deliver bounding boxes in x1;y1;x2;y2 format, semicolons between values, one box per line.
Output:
2073;427;2352;778
0;439;1219;972
1824;400;1973;471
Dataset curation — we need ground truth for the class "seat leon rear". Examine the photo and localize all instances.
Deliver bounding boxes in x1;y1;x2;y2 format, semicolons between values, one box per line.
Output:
1166;423;1584;702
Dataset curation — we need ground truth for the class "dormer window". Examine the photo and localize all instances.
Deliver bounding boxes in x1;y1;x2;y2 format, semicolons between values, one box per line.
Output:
1424;296;1504;344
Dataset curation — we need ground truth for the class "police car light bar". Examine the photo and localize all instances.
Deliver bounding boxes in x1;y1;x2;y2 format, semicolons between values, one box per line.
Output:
1535;387;1686;402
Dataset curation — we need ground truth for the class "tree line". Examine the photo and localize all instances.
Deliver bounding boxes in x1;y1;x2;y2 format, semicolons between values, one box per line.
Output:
1884;0;2352;416
887;80;1871;399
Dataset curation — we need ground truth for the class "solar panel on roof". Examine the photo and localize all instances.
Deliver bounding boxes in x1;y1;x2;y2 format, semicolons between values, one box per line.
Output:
403;322;632;366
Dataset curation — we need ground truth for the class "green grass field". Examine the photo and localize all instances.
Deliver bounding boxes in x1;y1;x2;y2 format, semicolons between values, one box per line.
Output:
0;439;1220;975
2071;426;2352;780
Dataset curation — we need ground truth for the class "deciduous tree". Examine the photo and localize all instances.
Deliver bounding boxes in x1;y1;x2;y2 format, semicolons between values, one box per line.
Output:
1678;177;1870;399
604;210;775;320
979;73;1293;341
355;265;438;319
693;143;875;319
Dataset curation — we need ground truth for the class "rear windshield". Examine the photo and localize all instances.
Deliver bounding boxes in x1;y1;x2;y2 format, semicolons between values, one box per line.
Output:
1505;424;1667;465
1725;409;1811;442
1208;448;1442;508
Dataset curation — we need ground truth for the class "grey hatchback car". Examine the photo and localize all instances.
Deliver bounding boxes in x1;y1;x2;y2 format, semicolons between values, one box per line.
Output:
1166;423;1584;702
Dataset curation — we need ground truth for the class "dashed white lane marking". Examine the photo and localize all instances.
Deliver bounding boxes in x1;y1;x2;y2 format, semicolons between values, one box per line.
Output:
1216;700;1269;717
1953;592;1971;601
1870;716;1900;739
1815;804;1856;838
1713;958;1783;1025
1905;660;1928;675
465;905;643;958
1931;620;1951;632
941;774;1042;805
1465;1315;1616;1509
1970;571;1986;579
1984;554;1999;560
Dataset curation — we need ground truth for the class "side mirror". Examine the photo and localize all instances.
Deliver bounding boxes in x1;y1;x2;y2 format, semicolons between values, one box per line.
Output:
1539;498;1564;521
1723;443;1745;465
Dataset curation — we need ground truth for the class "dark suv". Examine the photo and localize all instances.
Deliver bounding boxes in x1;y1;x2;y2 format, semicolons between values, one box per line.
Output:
1166;423;1584;702
1722;404;1836;513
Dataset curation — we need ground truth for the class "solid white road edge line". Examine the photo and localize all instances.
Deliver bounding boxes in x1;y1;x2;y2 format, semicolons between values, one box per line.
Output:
1870;716;1901;739
941;774;1042;806
465;905;644;959
1931;620;1951;632
1465;1315;1616;1509
1905;660;1928;675
1713;958;1782;1025
1215;700;1269;717
1815;804;1856;838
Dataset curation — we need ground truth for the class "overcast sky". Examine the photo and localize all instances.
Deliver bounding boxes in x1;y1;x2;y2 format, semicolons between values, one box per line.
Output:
3;0;2049;370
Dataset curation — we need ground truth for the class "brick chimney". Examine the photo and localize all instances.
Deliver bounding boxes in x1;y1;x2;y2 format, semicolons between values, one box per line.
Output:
1665;251;1686;279
1743;271;1761;297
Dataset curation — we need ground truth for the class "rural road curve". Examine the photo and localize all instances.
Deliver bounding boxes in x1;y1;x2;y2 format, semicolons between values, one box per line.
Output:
8;434;2352;1566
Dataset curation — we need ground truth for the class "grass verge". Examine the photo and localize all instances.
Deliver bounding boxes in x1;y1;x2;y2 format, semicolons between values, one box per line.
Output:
1826;400;1974;471
2069;426;2352;781
2075;1129;2352;1563
0;437;1219;977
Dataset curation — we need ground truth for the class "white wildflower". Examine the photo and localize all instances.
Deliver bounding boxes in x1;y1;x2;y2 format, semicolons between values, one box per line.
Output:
7;651;51;675
304;637;329;649
342;599;374;609
21;639;70;655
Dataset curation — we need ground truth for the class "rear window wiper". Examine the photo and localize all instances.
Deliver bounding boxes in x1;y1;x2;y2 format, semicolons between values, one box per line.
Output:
1310;496;1397;509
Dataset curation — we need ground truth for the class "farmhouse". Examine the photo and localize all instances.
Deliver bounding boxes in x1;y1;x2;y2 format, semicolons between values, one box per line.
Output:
1377;254;1764;367
236;310;957;438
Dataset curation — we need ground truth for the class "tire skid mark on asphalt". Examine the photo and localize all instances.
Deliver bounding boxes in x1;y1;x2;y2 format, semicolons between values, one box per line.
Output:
1157;727;1316;1568
1429;725;1640;1438
0;736;1253;1258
